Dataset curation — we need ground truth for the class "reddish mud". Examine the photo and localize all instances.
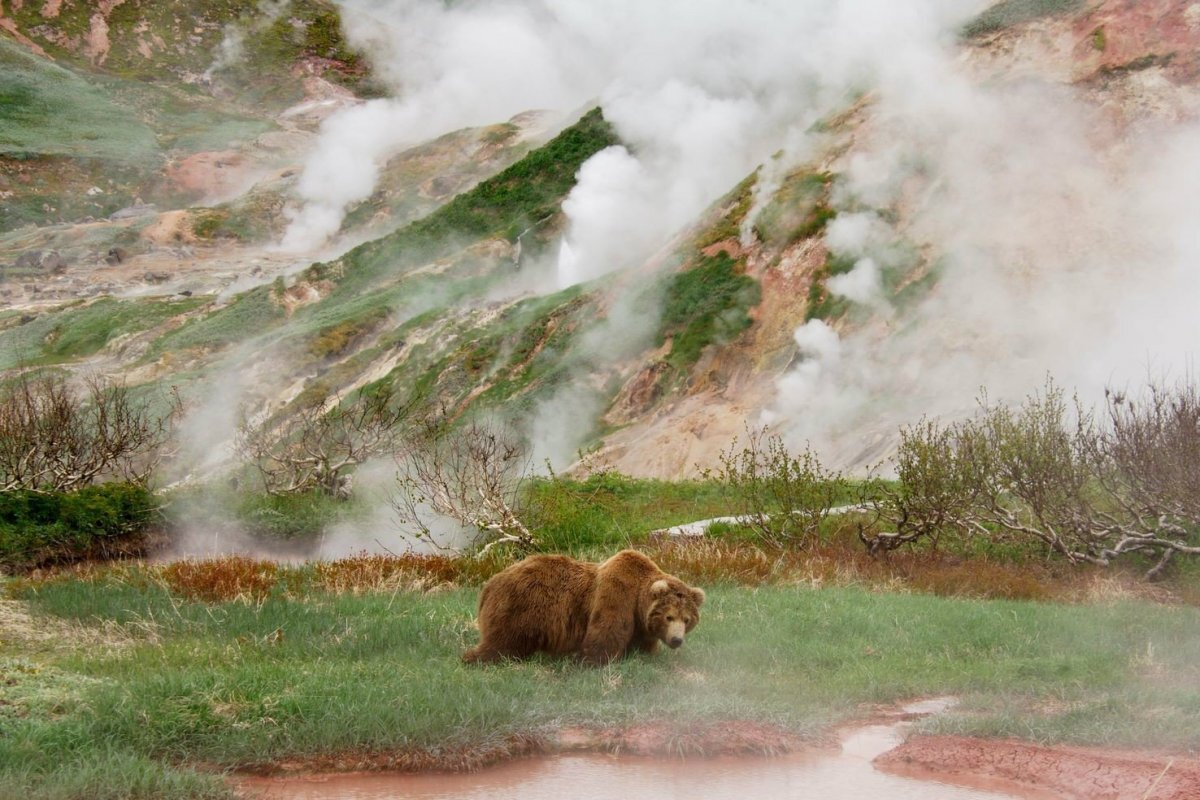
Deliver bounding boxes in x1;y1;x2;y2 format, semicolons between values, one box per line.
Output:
876;736;1200;800
240;748;1022;800
237;705;1026;800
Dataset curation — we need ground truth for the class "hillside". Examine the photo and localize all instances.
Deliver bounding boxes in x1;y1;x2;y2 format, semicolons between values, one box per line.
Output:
2;0;1200;484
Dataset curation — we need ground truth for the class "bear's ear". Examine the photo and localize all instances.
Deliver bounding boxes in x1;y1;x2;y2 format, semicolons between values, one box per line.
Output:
651;579;671;597
690;587;706;606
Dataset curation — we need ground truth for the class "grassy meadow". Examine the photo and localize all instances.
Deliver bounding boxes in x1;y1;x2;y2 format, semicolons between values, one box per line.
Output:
3;525;1200;800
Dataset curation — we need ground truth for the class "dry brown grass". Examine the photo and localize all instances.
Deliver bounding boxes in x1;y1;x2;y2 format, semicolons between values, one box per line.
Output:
9;541;1194;607
160;556;280;603
644;539;1073;602
311;553;505;594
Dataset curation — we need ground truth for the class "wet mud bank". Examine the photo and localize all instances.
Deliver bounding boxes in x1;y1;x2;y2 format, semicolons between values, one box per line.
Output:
877;736;1200;800
237;700;1020;800
235;699;1199;800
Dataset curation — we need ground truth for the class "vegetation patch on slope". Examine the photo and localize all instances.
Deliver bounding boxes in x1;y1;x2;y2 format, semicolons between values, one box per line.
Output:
0;41;157;163
321;107;618;297
0;297;205;370
659;252;761;372
962;0;1085;39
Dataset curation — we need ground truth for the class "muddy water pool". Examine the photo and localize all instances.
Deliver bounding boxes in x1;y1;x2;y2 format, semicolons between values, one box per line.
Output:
240;702;1026;800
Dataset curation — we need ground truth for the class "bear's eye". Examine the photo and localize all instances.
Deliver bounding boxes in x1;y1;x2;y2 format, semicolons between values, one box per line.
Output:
666;615;675;622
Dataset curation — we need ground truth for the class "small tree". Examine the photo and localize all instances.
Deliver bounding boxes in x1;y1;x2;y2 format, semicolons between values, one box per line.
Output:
0;373;176;492
393;415;535;555
712;427;845;548
237;385;416;498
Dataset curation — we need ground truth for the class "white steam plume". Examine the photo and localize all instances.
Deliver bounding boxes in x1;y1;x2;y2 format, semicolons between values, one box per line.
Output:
285;0;976;255
767;8;1200;468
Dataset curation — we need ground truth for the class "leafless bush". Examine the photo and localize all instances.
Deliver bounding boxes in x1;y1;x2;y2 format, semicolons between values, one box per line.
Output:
393;414;535;555
1095;379;1200;578
0;373;177;492
709;426;846;548
861;379;1200;579
238;386;417;498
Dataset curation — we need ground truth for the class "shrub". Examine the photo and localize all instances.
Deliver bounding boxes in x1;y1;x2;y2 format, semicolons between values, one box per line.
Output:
237;382;418;498
708;427;847;548
395;416;536;555
861;378;1200;579
0;373;177;492
0;482;157;571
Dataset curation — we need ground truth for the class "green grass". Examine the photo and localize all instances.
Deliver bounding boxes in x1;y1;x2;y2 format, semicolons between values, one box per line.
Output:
148;288;283;356
962;0;1084;39
0;297;206;370
3;570;1198;799
0;40;158;162
525;474;735;551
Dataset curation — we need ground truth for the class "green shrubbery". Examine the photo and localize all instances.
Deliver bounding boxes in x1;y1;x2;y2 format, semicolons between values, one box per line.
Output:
0;483;157;570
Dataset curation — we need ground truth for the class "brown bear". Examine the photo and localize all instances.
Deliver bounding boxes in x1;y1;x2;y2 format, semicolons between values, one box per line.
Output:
462;549;705;665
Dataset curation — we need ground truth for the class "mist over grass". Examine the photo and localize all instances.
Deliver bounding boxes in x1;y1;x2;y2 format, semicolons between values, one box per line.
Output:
3;568;1198;799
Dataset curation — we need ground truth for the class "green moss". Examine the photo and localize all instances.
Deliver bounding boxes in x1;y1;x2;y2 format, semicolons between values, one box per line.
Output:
805;251;852;323
1097;53;1174;78
692;172;758;250
306;309;387;360
752;170;836;248
1091;26;1107;51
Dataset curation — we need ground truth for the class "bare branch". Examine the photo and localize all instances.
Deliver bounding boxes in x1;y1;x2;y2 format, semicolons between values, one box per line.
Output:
393;413;536;555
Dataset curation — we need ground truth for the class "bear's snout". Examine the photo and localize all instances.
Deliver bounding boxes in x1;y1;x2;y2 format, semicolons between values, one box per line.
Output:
664;619;687;649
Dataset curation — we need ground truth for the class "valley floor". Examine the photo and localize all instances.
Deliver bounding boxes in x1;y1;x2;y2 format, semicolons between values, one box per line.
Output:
2;555;1199;800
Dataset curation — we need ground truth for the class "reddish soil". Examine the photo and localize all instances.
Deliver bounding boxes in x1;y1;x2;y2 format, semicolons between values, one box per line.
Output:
1075;0;1200;82
164;150;252;201
876;735;1200;800
231;712;1200;800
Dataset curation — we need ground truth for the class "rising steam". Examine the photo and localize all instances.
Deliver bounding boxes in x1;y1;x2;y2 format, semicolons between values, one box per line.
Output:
257;0;1200;498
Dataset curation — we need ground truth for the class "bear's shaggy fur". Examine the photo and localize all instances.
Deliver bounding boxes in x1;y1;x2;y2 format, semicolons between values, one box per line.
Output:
462;549;705;665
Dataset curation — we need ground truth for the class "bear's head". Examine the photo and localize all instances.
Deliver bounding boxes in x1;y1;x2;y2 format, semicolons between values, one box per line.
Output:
645;578;705;650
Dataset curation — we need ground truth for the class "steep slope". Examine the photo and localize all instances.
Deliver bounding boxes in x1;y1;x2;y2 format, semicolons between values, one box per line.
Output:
4;0;1200;483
